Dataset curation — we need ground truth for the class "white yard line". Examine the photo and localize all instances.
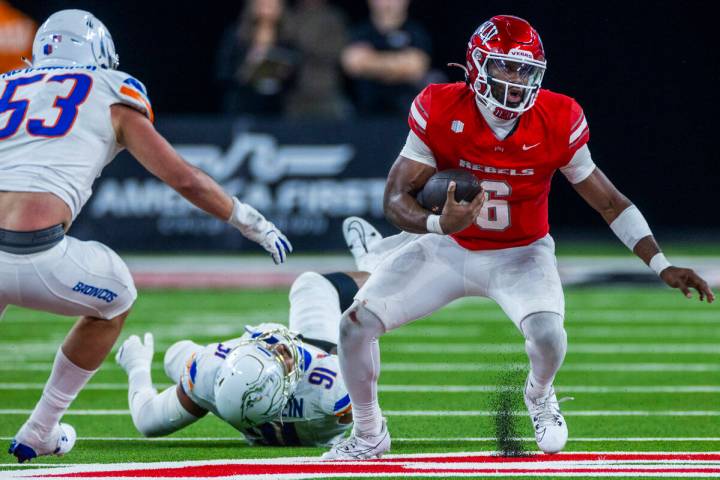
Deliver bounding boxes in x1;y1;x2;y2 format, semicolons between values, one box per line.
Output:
0;409;717;416
388;326;720;338
383;410;720;417
1;362;717;373
381;362;720;372
2;342;717;362
383;343;720;354
2;383;720;393
0;383;718;393
379;385;720;393
1;437;719;443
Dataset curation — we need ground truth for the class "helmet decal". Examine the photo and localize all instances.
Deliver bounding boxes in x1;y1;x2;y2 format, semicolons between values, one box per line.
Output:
475;21;499;45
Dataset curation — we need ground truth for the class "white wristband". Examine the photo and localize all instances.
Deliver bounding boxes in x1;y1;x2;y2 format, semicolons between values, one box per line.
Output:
426;214;444;234
609;205;653;250
649;253;672;276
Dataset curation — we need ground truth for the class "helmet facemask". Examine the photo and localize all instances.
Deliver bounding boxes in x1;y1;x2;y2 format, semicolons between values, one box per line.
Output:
470;47;546;117
214;326;305;429
250;328;305;400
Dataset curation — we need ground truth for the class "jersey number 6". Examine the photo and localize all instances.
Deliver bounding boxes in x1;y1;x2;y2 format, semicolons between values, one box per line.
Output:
0;73;93;141
476;180;511;231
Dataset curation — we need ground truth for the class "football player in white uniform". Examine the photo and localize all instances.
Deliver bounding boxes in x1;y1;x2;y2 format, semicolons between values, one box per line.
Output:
115;267;373;446
1;10;291;463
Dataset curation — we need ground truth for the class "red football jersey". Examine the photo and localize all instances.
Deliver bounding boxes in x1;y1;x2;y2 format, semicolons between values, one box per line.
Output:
408;82;590;250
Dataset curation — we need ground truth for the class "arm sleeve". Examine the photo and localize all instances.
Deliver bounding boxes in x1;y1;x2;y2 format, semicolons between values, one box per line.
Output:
129;384;200;437
399;130;437;167
408;86;432;144
105;71;154;122
560;144;596;184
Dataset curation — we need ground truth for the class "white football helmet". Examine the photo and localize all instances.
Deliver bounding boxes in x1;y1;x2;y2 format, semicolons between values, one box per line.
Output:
214;328;305;430
32;10;119;69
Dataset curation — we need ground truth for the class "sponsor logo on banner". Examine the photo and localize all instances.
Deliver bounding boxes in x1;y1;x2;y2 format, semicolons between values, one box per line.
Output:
89;133;386;239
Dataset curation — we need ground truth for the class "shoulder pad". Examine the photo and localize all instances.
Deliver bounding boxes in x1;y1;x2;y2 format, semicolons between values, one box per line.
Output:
101;70;154;122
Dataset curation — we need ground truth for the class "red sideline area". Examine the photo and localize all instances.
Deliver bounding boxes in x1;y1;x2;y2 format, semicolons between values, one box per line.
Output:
132;272;297;289
21;453;720;478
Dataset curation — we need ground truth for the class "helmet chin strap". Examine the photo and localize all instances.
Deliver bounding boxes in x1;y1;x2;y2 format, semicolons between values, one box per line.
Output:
475;96;521;140
476;95;521;123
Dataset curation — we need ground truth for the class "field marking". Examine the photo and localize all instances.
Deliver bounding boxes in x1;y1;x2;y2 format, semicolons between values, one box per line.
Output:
383;343;720;354
4;451;720;478
0;409;718;417
379;385;720;393
381;362;720;372
2;342;718;362
1;383;719;393
1;362;718;374
384;410;720;417
4;310;719;326
4;342;718;355
2;437;720;443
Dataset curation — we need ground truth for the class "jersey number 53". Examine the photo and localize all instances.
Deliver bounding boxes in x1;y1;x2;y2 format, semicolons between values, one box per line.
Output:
0;73;92;141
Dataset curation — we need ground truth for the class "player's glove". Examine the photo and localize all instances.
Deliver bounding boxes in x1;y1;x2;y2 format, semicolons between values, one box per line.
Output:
115;333;154;375
227;197;293;264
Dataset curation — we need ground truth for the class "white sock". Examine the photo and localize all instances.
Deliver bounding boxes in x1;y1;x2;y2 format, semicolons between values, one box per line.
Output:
338;303;384;437
17;349;95;446
526;371;551;401
521;312;567;401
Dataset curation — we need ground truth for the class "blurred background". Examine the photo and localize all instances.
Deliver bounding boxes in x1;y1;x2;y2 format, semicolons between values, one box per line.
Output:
4;0;718;286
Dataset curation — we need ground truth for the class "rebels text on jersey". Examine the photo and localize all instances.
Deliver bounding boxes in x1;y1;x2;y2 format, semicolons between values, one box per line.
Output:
408;83;590;250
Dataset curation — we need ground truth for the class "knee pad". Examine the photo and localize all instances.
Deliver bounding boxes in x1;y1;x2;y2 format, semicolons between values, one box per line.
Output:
163;340;196;383
339;301;385;344
521;312;566;348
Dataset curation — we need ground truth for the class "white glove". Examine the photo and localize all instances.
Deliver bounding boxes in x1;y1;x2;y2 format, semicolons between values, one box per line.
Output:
115;333;154;374
227;197;293;264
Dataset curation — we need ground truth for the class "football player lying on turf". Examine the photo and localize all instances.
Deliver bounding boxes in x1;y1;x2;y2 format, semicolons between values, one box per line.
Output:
115;268;371;446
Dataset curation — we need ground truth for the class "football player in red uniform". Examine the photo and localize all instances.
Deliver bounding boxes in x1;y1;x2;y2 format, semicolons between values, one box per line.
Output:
322;15;715;459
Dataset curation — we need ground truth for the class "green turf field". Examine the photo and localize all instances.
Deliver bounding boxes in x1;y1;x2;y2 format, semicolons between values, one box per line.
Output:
0;286;718;477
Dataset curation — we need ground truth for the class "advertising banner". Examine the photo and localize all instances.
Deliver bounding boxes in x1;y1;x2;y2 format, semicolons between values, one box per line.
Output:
71;117;407;252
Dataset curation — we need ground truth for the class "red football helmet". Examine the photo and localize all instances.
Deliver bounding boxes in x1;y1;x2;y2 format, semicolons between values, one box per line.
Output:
465;15;546;119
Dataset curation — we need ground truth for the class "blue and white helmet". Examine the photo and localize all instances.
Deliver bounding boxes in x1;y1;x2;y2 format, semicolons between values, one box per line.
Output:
214;327;304;430
32;10;119;69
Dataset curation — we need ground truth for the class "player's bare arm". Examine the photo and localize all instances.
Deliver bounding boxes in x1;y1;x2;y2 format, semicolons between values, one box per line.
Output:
573;168;714;303
112;104;233;220
176;385;208;419
384;156;484;234
111;104;292;264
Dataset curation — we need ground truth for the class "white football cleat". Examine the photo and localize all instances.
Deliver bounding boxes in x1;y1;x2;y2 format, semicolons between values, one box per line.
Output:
524;378;569;454
342;217;383;272
9;422;76;463
322;420;391;460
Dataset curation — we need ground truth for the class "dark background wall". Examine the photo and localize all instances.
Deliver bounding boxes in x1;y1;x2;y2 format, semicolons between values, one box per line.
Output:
20;0;719;238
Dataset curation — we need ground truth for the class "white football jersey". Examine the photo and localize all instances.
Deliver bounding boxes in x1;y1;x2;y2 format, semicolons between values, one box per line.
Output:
0;65;153;221
180;325;352;447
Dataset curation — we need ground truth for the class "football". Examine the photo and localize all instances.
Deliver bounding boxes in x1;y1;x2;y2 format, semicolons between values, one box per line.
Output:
416;169;482;213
